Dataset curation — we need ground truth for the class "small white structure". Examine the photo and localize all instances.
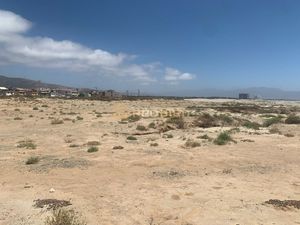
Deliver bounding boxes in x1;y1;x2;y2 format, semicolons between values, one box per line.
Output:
0;87;8;96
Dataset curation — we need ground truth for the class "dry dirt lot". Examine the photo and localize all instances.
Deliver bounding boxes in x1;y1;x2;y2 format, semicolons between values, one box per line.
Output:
0;97;300;225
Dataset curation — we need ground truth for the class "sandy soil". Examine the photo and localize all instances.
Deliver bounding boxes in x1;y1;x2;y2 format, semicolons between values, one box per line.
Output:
0;98;300;225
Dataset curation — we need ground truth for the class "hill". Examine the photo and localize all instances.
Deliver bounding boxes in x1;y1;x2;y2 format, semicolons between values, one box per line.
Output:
0;75;70;89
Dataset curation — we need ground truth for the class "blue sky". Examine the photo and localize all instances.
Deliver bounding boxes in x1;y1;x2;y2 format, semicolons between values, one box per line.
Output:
0;0;300;93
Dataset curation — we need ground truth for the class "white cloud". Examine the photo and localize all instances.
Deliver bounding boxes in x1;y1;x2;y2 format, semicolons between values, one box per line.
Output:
0;10;31;34
0;9;195;84
164;67;195;81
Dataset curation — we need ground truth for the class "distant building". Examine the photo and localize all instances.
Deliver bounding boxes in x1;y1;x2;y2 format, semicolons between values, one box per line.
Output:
239;93;250;99
0;87;8;96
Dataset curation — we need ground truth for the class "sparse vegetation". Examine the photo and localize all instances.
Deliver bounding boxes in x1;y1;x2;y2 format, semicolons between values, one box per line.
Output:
263;116;282;127
136;125;147;131
269;127;282;134
124;114;141;122
127;136;137;141
197;134;212;141
228;127;240;134
217;114;234;125
214;132;234;145
150;143;158;147
26;156;40;165
69;144;79;148
284;133;294;137
86;141;100;146
163;133;173;138
113;145;124;149
148;122;156;129
285;115;300;124
45;209;86;225
242;121;261;130
34;199;72;210
184;139;201;148
17;139;36;149
193;113;217;128
51;119;64;125
33;107;39;110
76;116;83;120
166;116;185;129
87;146;98;153
14;117;22;120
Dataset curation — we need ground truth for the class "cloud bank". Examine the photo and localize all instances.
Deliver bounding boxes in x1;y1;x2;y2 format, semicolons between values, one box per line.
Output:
0;9;195;84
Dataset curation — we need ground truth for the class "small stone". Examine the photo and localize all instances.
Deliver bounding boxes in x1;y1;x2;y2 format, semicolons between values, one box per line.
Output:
49;188;55;193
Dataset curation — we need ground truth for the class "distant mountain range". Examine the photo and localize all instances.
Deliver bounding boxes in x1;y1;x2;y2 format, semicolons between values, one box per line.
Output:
1;74;300;100
0;75;70;89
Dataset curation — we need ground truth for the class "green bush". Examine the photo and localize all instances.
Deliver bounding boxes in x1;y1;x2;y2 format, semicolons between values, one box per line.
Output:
214;132;234;145
87;146;98;153
136;125;147;131
127;136;137;141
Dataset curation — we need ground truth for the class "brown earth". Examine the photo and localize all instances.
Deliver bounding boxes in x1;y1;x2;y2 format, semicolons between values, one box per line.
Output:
0;98;300;225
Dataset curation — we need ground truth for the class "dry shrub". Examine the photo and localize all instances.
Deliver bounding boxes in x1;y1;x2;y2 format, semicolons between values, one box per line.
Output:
136;125;147;131
242;121;261;130
285;115;300;124
263;116;282;127
51;119;64;125
17;139;36;149
166;116;185;129
45;209;86;225
26;156;39;165
184;139;201;148
192;113;233;128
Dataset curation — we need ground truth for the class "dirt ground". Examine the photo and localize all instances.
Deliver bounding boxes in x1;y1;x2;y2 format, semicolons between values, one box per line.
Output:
0;97;300;225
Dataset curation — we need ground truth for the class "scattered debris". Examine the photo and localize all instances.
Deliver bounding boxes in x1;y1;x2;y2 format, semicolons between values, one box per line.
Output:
222;168;232;174
152;169;186;179
34;199;72;210
264;199;300;210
